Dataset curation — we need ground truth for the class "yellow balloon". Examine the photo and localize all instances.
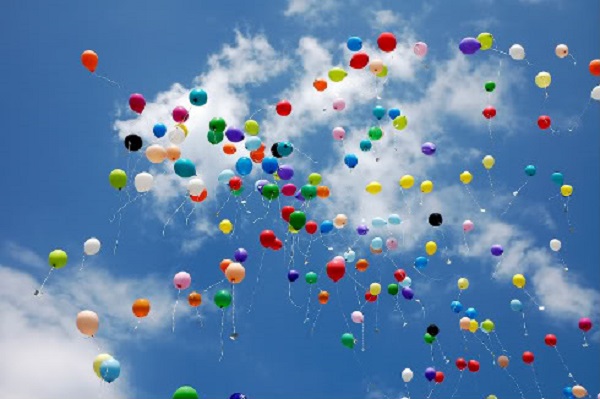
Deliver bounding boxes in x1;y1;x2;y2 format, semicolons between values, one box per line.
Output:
477;33;494;50
535;71;552;89
244;120;260;135
421;180;433;193
399;175;415;189
425;241;437;256
289;225;299;234
93;354;113;379
486;395;498;399
560;184;573;197
219;219;233;234
273;172;281;181
512;273;526;289
469;319;479;333
366;181;382;195
393;115;408;130
308;173;322;185
328;67;347;82
482;155;495;170
457;277;469;290
460;171;473;184
370;282;382;296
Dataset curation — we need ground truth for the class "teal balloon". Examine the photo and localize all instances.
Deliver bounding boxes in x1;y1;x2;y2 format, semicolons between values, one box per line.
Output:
525;165;537;177
189;88;207;106
99;358;121;383
277;142;294;157
388;214;401;225
372;105;386;120
551;172;564;186
372;217;387;228
174;159;196;178
359;140;372;152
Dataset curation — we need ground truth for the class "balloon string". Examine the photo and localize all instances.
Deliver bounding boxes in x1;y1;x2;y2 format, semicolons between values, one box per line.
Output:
465;185;485;213
162;197;187;237
247;250;267;314
310;305;323;335
172;289;180;333
450;371;463;399
426;384;436;399
218;309;225;362
414;298;426;319
524;289;545;311
132;319;142;332
486;169;496;198
80;254;87;272
430;343;435;364
347;272;367;290
491;259;503;279
113;198;123;255
582;331;589;348
195;308;204;327
554;346;577;384
567;98;592;133
521;311;529;336
201;279;225;293
93;72;121;88
304;286;312;324
302;236;314;265
231;284;237;337
352;271;362;307
252;201;271;224
294;146;318;164
109;193;144;223
34;268;54;296
184;204;196;226
374;295;380;333
288;282;302;308
215;193;232;218
400;189;413;215
437;227;452;265
530;364;545;399
492;331;508;354
473;332;496;364
486;333;496;364
462;232;470;254
393;296;408;327
502;180;529;216
563;197;574;234
436;338;450;364
336;284;351;330
503;367;526;399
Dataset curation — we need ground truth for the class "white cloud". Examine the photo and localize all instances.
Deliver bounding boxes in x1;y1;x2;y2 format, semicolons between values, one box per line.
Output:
284;0;340;20
3;241;45;269
371;10;401;29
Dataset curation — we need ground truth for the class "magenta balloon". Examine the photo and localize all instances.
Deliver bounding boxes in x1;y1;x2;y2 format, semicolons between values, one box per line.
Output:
172;106;189;123
282;183;297;197
173;271;191;290
129;93;146;114
414;42;428;57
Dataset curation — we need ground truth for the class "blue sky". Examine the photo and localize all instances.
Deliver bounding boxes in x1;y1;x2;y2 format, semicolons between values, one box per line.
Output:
0;1;599;398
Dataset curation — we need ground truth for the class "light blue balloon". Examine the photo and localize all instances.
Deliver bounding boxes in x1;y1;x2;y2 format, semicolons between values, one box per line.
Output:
563;387;574;399
261;157;279;174
245;136;262;151
551;172;564;186
359;140;372;152
347;36;363;51
153;123;167;138
451;300;463;313
371;237;383;250
372;105;386;120
525;164;537;177
344;250;356;263
465;307;478;319
414;256;428;268
400;276;412;287
235;157;253;176
388;108;401;120
174;159;196;178
372;217;387;228
388;214;401;225
218;169;235;185
344;154;358;169
320;220;334;234
100;358;121;383
510;299;523;312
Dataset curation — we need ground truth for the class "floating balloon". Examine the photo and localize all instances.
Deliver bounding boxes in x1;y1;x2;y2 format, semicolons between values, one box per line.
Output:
166;145;181;161
482;106;497;119
328;67;348;82
491;244;504;256
509;44;525;60
373;106;386;120
276;100;292;116
421;142;436;155
189;88;207;106
414;42;428;57
109;169;127;190
512;274;526;289
93;354;113;379
172;106;189;123
214;289;232;308
590;59;600;76
484;81;496;92
219;219;233;234
173;272;191;290
84;238;101;256
402;368;414;383
457;277;469;290
555;44;569;58
347;36;362;51
341;333;355;348
350;52;369;69
153;123;167;138
313;79;327;91
477;33;493;50
522;351;534;364
132;298;151;318
421;180;433;193
365;181;382;195
463;220;474;232
81;50;99;72
535;72;552;89
377;32;397;52
482;155;495;169
538;115;551;130
561;184;573;197
393;115;408;130
399;175;415;189
129;93;146;114
460;171;473;184
99;358;121;383
124;134;142;152
459;37;481;54
429;213;443;226
173;386;199;399
174;159;196;178
333;98;346;111
76;310;99;336
344;154;359;169
49;249;68;268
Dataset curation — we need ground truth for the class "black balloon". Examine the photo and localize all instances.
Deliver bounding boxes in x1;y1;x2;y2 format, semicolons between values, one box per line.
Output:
271;143;282;158
429;213;443;226
124;134;143;152
426;324;440;337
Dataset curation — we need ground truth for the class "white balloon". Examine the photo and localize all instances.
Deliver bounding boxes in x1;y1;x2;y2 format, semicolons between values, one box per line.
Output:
134;172;154;193
187;177;206;196
550;239;562;252
84;238;101;256
509;44;525;60
555;44;568;58
168;126;186;145
591;85;600;101
401;368;414;383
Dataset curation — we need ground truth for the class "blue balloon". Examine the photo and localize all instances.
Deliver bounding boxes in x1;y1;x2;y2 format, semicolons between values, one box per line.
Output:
551;172;564;186
230;393;247;399
563;387;574;399
347;36;363;52
344;154;359;169
372;217;387;228
372;105;386;120
388;214;401;225
414;256;429;268
451;300;463;313
359;140;372;152
99;358;121;383
153;123;167;138
189;88;208;106
388;108;401;120
235;157;253;176
261;157;279;174
245;136;262;151
174;159;196;178
218;169;235;185
400;276;412;288
371;237;383;250
510;299;523;312
288;270;300;282
320;220;334;234
277;141;294;157
465;307;478;319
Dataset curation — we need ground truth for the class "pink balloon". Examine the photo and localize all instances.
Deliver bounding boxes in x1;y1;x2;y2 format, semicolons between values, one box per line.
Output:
414;42;428;57
173;271;191;290
129;93;146;114
281;183;297;196
386;237;398;250
351;311;364;324
332;127;346;141
172;106;189;123
333;256;346;265
463;220;474;232
333;98;346;111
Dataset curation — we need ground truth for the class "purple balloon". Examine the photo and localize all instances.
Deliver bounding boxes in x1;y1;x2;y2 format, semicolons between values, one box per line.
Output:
230;394;247;399
459;38;481;55
295;189;305;202
234;248;248;263
424;367;436;381
277;165;294;181
288;269;300;282
421;142;436;155
282;183;297;196
225;127;245;143
357;224;370;235
402;287;414;300
491;244;504;256
255;179;269;193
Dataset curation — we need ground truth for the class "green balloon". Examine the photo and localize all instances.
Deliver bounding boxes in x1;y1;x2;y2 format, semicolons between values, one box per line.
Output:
109;169;127;190
328;67;347;82
48;249;68;269
300;184;317;200
387;283;399;295
289;211;307;230
376;65;388;78
261;184;280;200
393;115;408;131
368;126;383;141
484;81;496;92
207;130;224;145
209;117;227;133
481;319;495;333
173;386;199;399
305;271;318;284
424;333;435;344
308;173;322;186
214;289;232;308
232;187;244;197
341;333;355;349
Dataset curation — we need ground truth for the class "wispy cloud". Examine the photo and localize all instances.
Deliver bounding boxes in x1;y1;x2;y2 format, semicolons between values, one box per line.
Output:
3;241;45;269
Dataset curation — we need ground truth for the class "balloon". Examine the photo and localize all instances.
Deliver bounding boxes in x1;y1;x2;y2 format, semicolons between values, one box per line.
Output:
288;270;299;282
481;319;495;333
209;117;227;133
425;367;436;381
347;36;362;51
190;189;208;203
477;33;493;50
282;184;297;196
351;311;364;323
482;106;496;119
300;185;317;200
535;72;552;89
244;120;260;136
451;301;463;313
590;59;600;76
187;177;205;196
549;239;562;252
146;144;166;163
173;272;191;290
465;307;478;319
326;258;346;283
510;299;523;312
402;287;414;300
497;355;509;368
484;81;496;92
341;333;355;349
386;237;398;250
320;220;334;234
421;142;436;155
393;115;408;130
99;358;120;383
262;184;279;200
234;248;248;263
572;386;588;399
400;276;411;287
555;44;569;58
289;211;307;230
332;126;346;141
434;371;445;383
561;184;573;197
48;249;68;268
563;387;575;399
81;50;99;72
459;317;471;330
457;277;469;290
223;143;237;155
93;354;113;379
172;106;189;123
173;386;199;399
333;214;348;229
365;181;382;195
427;324;440;337
129;93;146;114
318;290;329;305
401;368;414;383
356;259;369;272
468;360;480;372
207;130;224;145
373;106;386;120
459;37;481;54
399;175;415;189
350;52;369;69
579;317;592;332
313;79;327;91
173;159;196;178
371;237;383;250
460;171;473;184
153;123;167;138
491;244;504;256
429;213;443;226
414;42;428;57
262;157;279;174
275;100;292;116
109;169;127;190
168;124;188;145
463;220;474;232
132;298;151;318
344;250;356;263
370;282;381;296
538;115;551;130
369;59;384;75
545;333;557;347
328;67;348;82
522;351;534;364
512;274;526;288
415;256;428;268
377;32;396;52
214;289;232;308
165;145;181;161
482;155;495;170
509;44;525;60
372;217;387;228
225;127;244;143
305;272;318;284
344;154;359;169
388;214;401;225
225;262;245;284
189;88;207;106
368;126;383;141
76;310;99;336
551;172;564;186
421;180;433;193
124;134;143;152
305;173;321;185
84;238;101;256
525;164;537;176
388;283;399;295
424;333;435;344
455;358;467;370
333;98;346;111
316;185;330;198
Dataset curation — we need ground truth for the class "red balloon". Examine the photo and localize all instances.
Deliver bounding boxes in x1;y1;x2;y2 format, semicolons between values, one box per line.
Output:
578;318;592;332
522;351;534;364
365;291;377;302
305;220;318;235
393;269;406;282
259;230;276;248
281;206;295;222
276;100;292;116
270;238;283;251
326;259;346;282
229;176;242;191
537;115;551;130
544;334;557;347
434;371;445;383
190;189;208;203
377;32;397;52
482;106;497;119
467;359;480;372
455;357;467;371
350;52;369;69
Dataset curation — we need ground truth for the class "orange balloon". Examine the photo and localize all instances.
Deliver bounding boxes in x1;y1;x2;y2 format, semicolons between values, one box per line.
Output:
313;79;328;92
223;143;237;155
316;185;330;198
188;291;202;307
166;145;181;161
355;259;369;272
497;355;509;368
225;262;245;284
318;290;330;304
132;298;151;318
190;189;208;203
250;150;265;163
590;59;600;76
81;50;99;73
220;259;232;274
